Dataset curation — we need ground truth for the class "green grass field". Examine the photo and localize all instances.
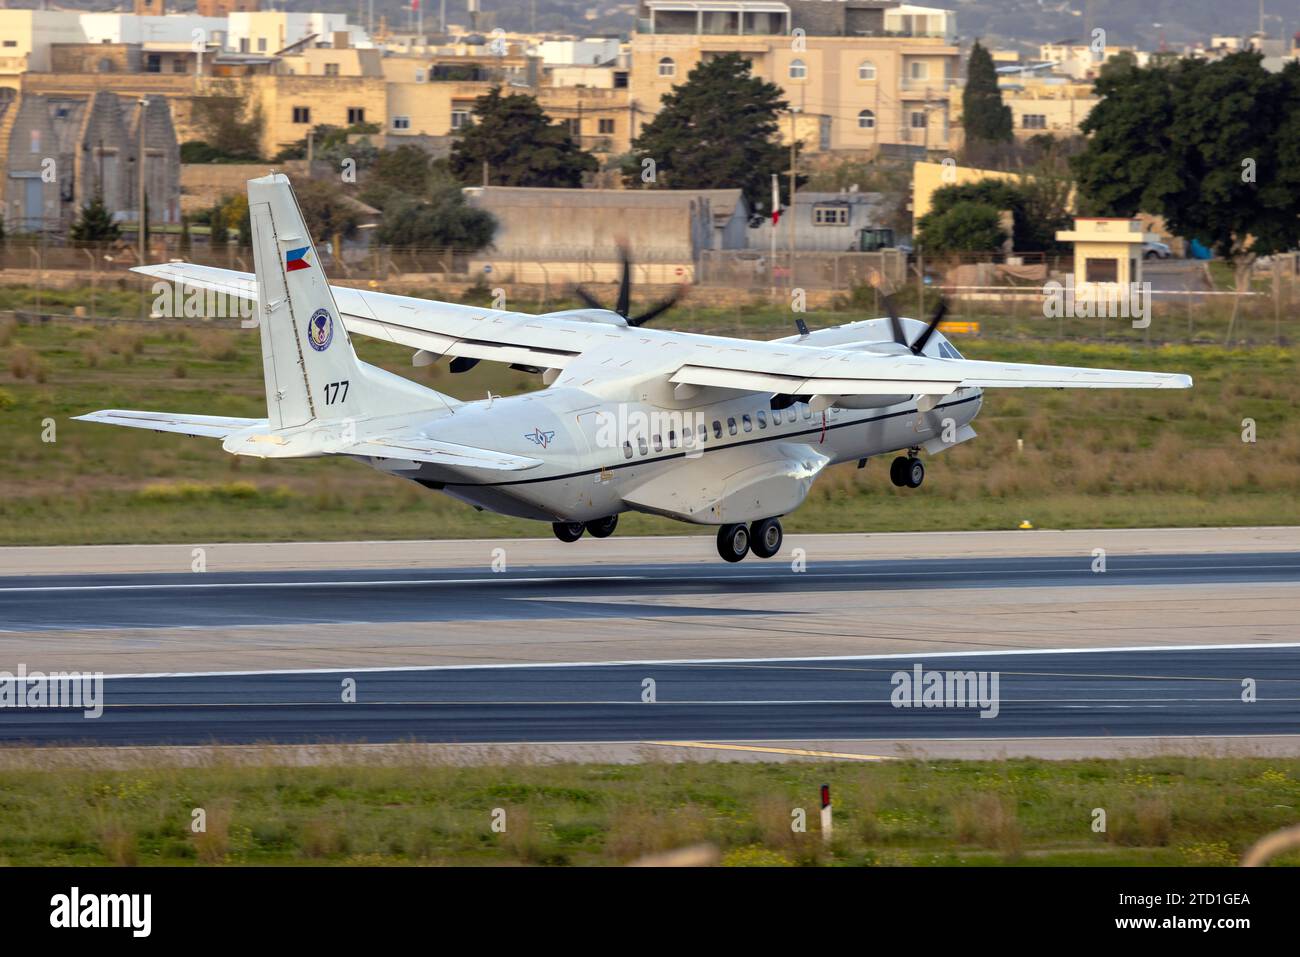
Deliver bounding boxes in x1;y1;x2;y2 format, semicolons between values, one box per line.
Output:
2;295;1298;545
1;756;1297;866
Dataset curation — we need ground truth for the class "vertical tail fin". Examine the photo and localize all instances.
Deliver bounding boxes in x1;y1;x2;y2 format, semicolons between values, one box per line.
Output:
249;172;368;429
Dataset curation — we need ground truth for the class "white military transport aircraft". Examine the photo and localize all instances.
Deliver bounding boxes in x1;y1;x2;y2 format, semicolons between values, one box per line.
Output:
77;174;1192;562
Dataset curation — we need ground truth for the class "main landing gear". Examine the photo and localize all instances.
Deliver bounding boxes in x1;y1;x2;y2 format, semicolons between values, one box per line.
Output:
551;515;619;543
889;450;925;489
716;518;783;562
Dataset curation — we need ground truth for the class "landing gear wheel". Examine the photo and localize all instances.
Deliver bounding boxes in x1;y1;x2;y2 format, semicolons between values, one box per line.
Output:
585;515;618;538
552;521;585;543
889;456;910;487
905;457;925;489
749;518;783;559
716;523;750;563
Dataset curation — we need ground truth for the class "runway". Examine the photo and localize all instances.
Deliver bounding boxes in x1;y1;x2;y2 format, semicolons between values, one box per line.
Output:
0;530;1297;756
0;646;1296;747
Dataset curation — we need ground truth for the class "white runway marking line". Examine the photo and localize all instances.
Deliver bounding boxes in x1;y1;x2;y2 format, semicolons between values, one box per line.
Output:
0;575;649;594
80;641;1300;681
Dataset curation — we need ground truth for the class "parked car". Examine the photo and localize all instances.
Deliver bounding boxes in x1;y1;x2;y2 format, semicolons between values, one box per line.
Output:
1143;240;1173;260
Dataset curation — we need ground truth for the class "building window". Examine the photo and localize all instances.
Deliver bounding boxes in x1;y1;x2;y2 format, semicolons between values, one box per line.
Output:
813;204;849;226
257;38;267;52
415;68;426;82
2;40;16;48
172;58;185;73
347;107;365;125
857;109;875;129
392;115;410;130
598;118;614;134
292;106;311;124
858;60;876;80
1022;113;1047;129
658;56;675;77
789;59;807;80
909;60;929;80
451;110;470;129
324;63;340;76
911;111;928;128
146;54;161;73
564;117;580;135
1085;258;1119;283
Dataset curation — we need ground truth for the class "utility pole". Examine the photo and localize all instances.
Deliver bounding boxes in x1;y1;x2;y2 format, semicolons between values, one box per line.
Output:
788;107;799;290
137;97;148;266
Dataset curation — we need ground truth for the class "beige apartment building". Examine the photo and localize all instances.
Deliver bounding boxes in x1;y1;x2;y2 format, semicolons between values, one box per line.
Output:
629;0;961;155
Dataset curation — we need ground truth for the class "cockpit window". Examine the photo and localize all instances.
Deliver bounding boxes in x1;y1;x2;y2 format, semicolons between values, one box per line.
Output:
938;340;964;360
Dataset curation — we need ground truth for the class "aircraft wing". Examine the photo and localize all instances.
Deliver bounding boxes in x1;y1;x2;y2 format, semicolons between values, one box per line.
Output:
669;348;1192;396
134;262;589;371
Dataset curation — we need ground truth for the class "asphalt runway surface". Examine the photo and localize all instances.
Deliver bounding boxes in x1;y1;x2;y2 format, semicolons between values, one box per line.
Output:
4;551;1298;631
1;538;1296;753
0;645;1295;747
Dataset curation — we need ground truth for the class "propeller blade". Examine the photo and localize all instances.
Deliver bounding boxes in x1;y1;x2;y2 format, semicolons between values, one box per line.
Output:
615;247;631;318
628;287;682;327
449;356;481;374
881;291;907;346
909;300;948;355
574;286;605;311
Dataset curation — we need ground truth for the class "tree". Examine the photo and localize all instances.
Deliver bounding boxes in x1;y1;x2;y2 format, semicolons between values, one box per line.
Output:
918;178;1067;253
917;200;1006;253
69;191;121;243
449;87;597;188
962;41;1013;145
190;86;263;162
621;52;792;212
292;179;363;246
374;183;496;250
1073;52;1300;290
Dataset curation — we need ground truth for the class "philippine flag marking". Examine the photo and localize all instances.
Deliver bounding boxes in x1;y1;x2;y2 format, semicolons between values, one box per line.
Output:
285;246;311;272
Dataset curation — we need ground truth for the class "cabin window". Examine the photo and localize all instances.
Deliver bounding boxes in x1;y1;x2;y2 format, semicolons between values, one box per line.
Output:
622;441;632;459
637;436;648;456
727;417;738;435
653;435;663;452
757;410;767;429
698;424;708;444
742;414;753;433
713;420;723;438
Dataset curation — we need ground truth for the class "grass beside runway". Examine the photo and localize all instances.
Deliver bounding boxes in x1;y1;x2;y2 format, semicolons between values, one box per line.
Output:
1;755;1298;866
2;309;1298;545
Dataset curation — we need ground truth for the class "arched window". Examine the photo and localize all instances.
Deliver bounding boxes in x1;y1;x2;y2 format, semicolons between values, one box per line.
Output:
789;58;807;80
858;60;877;80
857;109;876;129
657;56;675;77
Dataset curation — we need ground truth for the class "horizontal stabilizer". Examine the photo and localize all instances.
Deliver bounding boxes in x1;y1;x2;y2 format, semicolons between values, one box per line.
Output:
73;409;266;439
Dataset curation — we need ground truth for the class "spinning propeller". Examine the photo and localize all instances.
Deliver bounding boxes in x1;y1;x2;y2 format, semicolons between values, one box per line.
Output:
575;245;683;327
880;290;948;355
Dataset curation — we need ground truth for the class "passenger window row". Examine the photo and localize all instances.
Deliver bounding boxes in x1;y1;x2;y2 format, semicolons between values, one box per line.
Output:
621;401;820;459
